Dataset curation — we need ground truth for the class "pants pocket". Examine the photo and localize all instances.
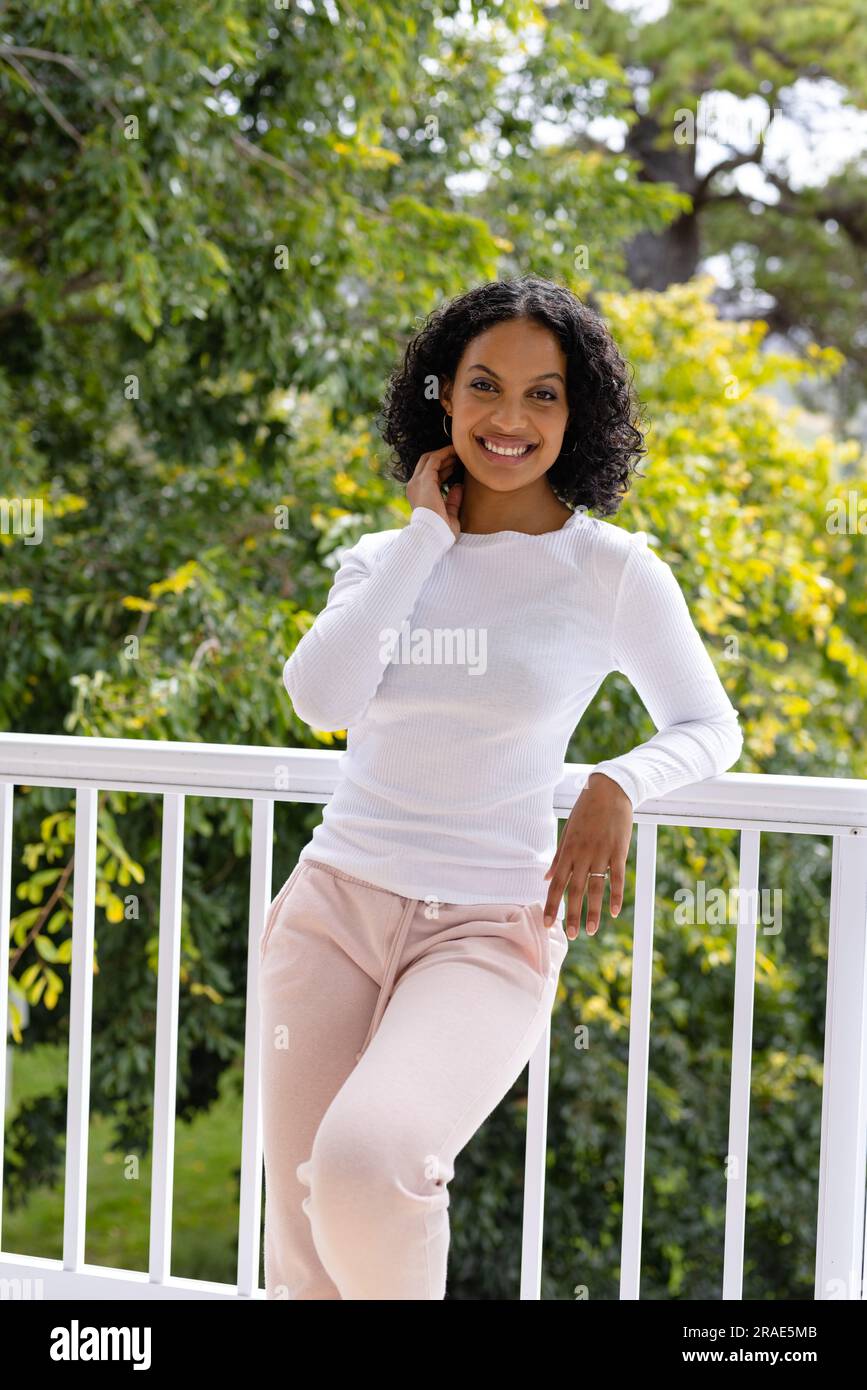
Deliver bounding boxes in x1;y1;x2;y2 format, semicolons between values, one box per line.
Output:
529;900;552;978
529;899;571;982
260;860;304;962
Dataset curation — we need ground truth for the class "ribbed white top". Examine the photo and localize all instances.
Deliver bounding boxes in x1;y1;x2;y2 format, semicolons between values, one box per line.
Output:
283;505;743;911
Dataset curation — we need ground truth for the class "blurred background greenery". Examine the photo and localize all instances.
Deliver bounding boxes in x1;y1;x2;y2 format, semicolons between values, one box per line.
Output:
1;0;865;1298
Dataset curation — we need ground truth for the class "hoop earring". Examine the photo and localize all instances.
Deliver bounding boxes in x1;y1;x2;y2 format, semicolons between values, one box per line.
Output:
443;414;452;438
563;439;577;454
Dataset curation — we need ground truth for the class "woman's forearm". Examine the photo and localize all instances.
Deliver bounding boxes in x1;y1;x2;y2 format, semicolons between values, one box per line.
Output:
283;506;454;730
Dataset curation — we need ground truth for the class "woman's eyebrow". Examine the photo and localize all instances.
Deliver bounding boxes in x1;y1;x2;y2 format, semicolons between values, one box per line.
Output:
465;362;565;385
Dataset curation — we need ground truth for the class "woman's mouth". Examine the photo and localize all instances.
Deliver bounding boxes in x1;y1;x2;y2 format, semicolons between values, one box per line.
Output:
474;435;539;464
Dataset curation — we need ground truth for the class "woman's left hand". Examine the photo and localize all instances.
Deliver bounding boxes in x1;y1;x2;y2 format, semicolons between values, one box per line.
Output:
542;772;634;939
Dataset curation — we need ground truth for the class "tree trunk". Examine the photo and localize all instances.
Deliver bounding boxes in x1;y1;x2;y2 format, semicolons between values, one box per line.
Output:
623;113;700;289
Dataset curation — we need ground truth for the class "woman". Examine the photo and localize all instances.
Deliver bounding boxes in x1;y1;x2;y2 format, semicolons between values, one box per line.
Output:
258;275;743;1300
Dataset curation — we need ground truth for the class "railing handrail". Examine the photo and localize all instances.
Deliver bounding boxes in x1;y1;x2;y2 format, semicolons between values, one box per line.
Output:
1;732;866;832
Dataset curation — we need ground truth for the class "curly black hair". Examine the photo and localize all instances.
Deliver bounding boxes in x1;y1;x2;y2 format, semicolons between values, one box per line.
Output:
375;274;647;517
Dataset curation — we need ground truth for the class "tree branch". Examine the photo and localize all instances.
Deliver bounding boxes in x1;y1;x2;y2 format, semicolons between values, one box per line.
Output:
0;269;107;321
229;130;389;223
0;50;84;146
0;44;89;76
229;131;311;189
0;44;135;125
693;141;766;203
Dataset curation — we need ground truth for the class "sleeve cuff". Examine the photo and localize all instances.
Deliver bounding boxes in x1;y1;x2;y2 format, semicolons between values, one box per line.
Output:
410;506;456;549
588;764;642;812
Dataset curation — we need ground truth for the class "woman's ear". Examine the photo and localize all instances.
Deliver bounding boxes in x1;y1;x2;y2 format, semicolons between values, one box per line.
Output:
439;376;452;413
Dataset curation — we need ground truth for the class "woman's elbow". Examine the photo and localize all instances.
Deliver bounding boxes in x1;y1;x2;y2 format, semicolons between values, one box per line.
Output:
281;655;357;732
714;711;745;774
282;655;331;729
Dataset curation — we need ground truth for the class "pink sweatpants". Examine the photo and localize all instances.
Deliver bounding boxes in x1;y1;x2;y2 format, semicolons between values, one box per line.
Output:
257;856;569;1300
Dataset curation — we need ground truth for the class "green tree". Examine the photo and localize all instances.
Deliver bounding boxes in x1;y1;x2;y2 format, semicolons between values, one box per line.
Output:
566;0;867;420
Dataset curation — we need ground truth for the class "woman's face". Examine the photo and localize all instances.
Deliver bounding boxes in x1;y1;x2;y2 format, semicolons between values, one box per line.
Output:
440;317;570;490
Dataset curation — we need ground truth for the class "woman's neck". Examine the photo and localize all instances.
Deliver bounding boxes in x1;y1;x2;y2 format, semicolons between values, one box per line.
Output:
457;483;574;536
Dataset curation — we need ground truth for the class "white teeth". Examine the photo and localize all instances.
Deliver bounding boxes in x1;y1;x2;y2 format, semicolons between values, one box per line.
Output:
479;437;533;457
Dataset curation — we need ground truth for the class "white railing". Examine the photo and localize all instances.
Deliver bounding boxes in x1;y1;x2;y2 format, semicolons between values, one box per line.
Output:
1;733;866;1301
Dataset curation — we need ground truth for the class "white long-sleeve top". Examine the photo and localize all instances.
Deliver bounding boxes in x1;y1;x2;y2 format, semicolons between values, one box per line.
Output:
283;505;743;911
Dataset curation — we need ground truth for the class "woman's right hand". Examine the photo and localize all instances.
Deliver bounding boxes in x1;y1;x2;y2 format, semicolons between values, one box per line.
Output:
406;445;463;540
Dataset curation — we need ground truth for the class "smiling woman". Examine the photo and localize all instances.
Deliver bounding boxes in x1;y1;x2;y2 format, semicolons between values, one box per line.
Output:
439;317;575;525
377;273;648;527
264;274;744;1302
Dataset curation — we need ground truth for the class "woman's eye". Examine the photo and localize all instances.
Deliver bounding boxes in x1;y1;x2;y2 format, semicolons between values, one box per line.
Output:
469;380;557;401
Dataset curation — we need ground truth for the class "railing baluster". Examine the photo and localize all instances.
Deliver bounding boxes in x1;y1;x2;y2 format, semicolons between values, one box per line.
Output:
520;1018;554;1300
149;792;185;1285
815;828;867;1300
63;786;98;1273
237;796;274;1298
722;828;761;1298
0;781;14;1250
619;821;658;1299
